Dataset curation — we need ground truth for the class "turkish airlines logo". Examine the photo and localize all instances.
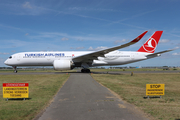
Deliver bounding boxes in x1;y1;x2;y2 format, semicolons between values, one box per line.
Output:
142;38;157;52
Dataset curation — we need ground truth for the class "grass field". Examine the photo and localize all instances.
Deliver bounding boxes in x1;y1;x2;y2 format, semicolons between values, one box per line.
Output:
1;70;180;120
1;67;180;73
92;73;180;120
90;68;180;72
0;69;77;73
0;74;69;120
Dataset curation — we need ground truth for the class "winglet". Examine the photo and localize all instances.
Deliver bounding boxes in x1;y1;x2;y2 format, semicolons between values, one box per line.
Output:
137;31;163;53
131;31;148;42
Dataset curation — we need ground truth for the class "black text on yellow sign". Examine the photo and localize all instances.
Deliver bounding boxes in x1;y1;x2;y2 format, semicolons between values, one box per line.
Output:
146;84;164;96
3;83;29;98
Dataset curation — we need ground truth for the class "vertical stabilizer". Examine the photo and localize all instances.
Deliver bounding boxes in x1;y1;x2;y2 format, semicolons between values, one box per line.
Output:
137;31;163;53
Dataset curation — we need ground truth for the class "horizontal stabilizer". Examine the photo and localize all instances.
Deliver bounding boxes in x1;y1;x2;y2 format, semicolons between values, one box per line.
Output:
146;48;176;58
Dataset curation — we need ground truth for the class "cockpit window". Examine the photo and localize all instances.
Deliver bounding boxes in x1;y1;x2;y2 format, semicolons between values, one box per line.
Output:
9;56;12;59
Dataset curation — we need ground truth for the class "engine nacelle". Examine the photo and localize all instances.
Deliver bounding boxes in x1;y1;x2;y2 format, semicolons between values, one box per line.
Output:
53;60;74;70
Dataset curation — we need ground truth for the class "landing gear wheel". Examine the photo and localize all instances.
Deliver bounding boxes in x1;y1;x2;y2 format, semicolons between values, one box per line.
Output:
86;69;90;73
81;69;91;73
13;66;17;73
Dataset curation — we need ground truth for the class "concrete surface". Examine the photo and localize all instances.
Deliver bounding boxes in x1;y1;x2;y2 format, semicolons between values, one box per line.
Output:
36;73;149;120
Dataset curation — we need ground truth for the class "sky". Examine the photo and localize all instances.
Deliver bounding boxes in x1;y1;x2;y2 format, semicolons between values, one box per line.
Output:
0;0;180;67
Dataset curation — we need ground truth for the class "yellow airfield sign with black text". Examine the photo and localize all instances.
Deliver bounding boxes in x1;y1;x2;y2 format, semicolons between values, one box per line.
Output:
3;83;29;98
146;84;164;96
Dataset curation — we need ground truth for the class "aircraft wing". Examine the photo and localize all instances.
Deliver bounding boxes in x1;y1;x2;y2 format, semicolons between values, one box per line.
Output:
146;48;176;58
73;31;148;62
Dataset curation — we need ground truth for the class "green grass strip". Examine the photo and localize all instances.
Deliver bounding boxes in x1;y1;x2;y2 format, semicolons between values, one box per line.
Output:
92;73;180;120
0;74;69;120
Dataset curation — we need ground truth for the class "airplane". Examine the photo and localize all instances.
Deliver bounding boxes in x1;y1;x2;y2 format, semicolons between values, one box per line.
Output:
4;31;174;73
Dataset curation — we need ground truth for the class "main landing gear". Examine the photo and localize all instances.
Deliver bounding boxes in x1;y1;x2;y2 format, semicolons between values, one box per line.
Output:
81;69;91;73
13;66;17;73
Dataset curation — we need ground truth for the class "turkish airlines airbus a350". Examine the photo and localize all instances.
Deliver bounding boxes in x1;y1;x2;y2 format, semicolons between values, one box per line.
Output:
4;31;174;73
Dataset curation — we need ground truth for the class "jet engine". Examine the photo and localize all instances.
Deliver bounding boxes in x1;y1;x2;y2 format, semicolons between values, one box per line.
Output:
53;60;74;70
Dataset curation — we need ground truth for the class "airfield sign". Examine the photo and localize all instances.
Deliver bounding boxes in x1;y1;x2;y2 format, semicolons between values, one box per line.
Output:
146;84;164;96
3;83;29;98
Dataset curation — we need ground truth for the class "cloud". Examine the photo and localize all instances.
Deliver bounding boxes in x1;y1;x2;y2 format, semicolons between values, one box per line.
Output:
159;39;170;43
0;38;71;51
1;2;147;30
0;39;31;49
167;33;180;38
172;52;180;55
22;2;32;9
114;39;128;44
88;46;108;51
0;24;22;31
32;32;68;39
61;37;69;41
30;32;114;42
70;47;84;50
0;57;4;63
68;7;121;12
0;52;9;55
77;39;84;41
0;57;7;67
0;2;55;16
109;10;156;27
174;46;180;49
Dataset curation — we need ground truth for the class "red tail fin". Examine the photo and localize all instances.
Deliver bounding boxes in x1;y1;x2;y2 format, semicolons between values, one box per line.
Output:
137;31;163;53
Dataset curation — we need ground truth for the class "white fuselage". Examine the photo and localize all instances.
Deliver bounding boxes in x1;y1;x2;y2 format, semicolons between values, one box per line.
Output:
4;51;150;67
4;31;172;72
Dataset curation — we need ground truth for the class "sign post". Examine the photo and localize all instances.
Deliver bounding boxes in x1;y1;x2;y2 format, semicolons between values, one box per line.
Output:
3;83;29;100
146;84;164;98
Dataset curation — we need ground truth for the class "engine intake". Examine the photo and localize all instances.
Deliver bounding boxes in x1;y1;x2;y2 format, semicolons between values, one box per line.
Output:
53;60;74;70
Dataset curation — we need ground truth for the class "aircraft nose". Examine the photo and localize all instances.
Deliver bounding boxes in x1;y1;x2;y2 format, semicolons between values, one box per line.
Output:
4;60;8;65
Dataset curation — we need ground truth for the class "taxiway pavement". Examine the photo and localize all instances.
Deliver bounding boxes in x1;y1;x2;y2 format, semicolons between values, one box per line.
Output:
37;73;148;120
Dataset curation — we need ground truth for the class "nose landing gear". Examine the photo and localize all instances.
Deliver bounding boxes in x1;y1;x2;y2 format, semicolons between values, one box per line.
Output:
81;69;91;73
13;66;17;73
